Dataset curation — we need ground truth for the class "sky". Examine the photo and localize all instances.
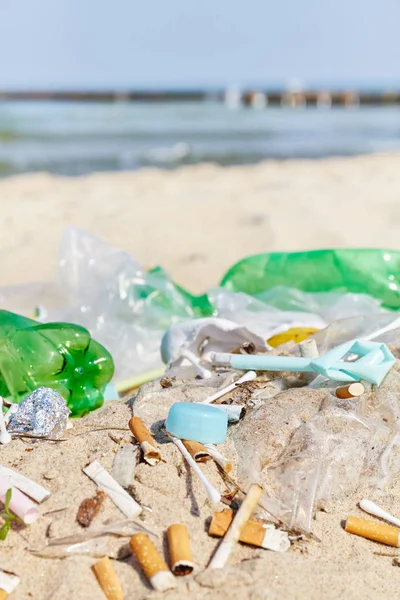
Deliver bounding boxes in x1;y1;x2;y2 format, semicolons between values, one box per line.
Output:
0;0;399;89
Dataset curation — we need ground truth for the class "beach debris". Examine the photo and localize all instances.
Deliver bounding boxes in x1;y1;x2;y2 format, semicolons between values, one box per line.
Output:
215;404;245;423
7;387;70;438
208;484;263;569
345;516;400;547
336;383;365;399
267;327;319;348
167;524;194;576
76;490;105;527
0;397;11;445
33;536;132;560
166;402;228;445
112;445;136;488
0;479;39;525
91;557;124;600
160;318;266;377
204;445;232;473
211;340;395;385
0;308;114;416
201;371;257;405
0;465;50;503
130;532;177;592
299;338;319;359
169;435;221;503
209;509;290;552
49;519;156;546
359;499;400;528
128;417;161;466
0;569;20;598
83;461;142;518
182;441;212;463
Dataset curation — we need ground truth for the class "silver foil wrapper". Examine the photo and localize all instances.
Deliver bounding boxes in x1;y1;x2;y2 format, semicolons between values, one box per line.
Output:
8;387;71;438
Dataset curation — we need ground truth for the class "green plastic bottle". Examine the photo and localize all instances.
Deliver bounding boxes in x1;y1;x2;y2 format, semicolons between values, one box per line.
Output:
220;249;400;310
0;310;114;417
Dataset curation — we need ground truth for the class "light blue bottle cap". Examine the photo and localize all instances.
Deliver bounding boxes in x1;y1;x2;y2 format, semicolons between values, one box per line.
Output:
165;402;228;444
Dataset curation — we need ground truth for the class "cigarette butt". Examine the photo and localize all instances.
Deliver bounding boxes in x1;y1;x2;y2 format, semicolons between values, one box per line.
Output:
167;524;194;576
0;571;20;599
129;417;161;466
209;509;265;547
208;483;263;569
0;591;8;600
345;516;400;547
336;383;365;399
182;441;211;463
130;532;176;591
91;557;124;600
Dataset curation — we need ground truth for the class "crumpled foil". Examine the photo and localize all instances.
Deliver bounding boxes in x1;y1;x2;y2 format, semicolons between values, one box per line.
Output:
8;387;71;437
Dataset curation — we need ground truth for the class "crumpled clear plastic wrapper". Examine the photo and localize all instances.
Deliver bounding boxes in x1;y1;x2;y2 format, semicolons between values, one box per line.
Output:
209;287;385;341
234;361;400;532
8;387;70;437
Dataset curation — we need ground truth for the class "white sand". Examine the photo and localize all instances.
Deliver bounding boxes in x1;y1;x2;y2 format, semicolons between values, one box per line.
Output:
1;153;400;599
1;153;400;292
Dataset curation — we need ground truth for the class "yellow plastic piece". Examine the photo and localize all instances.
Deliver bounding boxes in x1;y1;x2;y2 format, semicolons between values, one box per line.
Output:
267;327;319;348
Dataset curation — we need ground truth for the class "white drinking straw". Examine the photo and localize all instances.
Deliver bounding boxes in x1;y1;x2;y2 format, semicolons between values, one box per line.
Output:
83;460;142;518
201;371;256;404
170;436;221;503
0;476;39;524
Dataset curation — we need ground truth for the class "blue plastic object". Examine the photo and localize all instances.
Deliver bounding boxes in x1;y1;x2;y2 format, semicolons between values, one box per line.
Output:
165;402;228;444
211;339;395;386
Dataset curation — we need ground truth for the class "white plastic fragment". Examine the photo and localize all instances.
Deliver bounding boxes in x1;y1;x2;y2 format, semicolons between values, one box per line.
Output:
112;445;136;489
0;569;20;596
261;524;291;552
0;465;50;503
83;460;142;518
0;397;11;444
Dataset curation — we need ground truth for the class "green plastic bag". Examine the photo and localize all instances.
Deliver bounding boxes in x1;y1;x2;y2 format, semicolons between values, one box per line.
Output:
220;249;400;310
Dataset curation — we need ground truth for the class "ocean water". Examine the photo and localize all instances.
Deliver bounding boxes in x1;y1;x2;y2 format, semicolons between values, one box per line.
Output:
0;100;400;176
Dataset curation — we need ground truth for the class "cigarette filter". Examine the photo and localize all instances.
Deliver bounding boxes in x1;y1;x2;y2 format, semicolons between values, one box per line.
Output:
167;524;194;576
208;483;263;569
83;460;141;518
0;465;50;503
130;532;176;591
345;516;400;547
336;383;365;399
182;441;211;463
209;509;290;552
91;557;124;600
129;417;161;466
0;570;20;600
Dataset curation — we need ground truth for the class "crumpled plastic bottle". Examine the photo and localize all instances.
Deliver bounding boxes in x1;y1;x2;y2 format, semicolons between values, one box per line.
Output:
0;310;114;417
220;248;400;309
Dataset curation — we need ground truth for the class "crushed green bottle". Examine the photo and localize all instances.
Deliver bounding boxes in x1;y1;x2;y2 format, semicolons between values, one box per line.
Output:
0;310;114;417
220;249;400;310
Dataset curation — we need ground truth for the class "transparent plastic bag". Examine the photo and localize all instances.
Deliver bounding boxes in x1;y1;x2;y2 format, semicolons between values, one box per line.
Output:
234;362;400;532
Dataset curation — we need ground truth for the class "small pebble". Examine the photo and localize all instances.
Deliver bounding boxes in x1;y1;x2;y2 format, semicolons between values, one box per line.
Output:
43;471;57;480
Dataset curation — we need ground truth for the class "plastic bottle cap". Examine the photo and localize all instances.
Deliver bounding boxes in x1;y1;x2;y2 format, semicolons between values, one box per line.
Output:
166;402;228;444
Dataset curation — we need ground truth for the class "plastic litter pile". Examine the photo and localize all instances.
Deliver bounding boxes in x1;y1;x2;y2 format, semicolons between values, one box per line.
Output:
3;230;400;597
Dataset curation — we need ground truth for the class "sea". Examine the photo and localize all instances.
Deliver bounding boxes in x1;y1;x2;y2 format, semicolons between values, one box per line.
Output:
0;100;400;177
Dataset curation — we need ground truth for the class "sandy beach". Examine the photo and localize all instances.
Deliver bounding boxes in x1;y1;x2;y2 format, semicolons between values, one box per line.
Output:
1;153;400;600
1;152;400;292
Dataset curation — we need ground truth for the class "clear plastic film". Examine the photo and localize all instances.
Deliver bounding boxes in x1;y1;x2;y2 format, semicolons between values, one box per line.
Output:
234;362;400;532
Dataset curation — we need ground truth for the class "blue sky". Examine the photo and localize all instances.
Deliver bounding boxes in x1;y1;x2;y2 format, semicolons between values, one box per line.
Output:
0;0;399;89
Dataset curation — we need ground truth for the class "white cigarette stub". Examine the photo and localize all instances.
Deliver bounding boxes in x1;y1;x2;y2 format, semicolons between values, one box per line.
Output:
208;483;263;569
215;404;245;422
0;570;20;597
130;532;177;591
0;465;50;504
83;461;142;518
0;476;39;525
201;371;257;405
